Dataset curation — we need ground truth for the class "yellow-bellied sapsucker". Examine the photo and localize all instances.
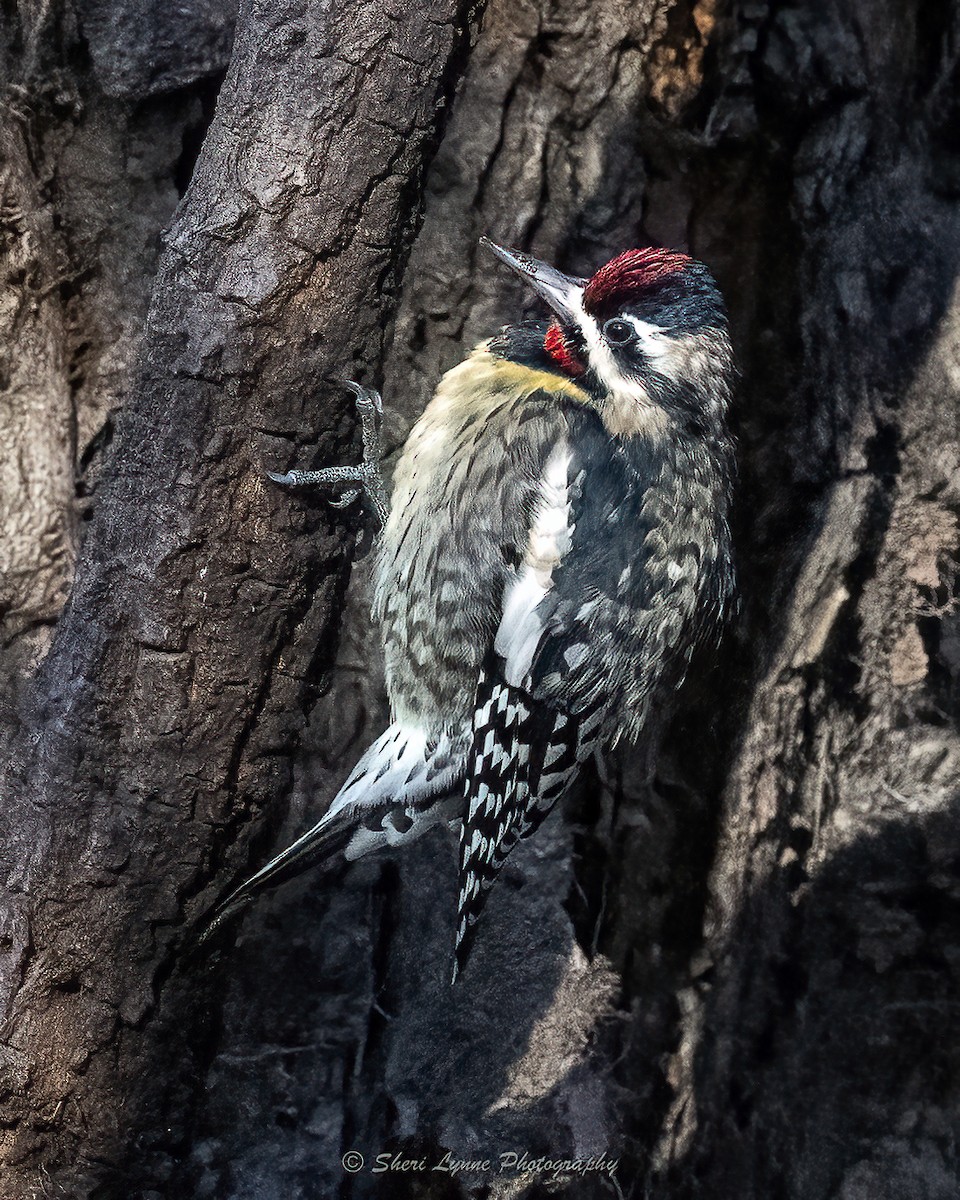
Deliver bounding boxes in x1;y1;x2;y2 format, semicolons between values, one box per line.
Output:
210;238;736;980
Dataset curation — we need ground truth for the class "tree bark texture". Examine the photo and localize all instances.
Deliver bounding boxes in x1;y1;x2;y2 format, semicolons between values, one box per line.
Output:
1;0;959;1198
0;0;478;1193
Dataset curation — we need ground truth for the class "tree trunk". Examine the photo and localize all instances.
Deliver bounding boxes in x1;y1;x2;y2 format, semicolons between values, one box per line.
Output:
2;0;959;1197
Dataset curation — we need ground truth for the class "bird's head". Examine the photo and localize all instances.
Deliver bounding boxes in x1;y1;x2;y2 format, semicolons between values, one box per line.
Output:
482;237;733;441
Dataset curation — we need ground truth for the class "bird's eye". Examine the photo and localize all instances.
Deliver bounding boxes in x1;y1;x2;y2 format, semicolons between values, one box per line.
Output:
602;318;636;346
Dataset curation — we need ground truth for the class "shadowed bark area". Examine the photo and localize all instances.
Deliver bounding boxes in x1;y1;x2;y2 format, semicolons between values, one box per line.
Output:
0;0;477;1193
2;0;960;1197
0;1;231;683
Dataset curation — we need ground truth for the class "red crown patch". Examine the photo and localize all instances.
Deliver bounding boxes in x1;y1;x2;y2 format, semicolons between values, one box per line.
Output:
583;248;692;311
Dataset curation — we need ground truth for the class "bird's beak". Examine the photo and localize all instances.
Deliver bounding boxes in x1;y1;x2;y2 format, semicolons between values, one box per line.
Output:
480;236;585;324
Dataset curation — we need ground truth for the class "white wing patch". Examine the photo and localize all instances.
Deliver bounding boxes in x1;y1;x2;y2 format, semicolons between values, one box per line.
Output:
495;441;574;687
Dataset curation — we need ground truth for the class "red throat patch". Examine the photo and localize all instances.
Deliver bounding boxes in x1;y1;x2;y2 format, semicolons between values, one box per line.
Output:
583;247;692;311
544;321;584;377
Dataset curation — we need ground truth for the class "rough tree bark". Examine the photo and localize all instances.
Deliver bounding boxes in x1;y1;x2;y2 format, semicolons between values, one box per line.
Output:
0;0;478;1194
1;0;959;1198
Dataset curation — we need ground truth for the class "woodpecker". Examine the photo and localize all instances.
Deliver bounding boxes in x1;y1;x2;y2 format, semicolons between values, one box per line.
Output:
210;238;736;980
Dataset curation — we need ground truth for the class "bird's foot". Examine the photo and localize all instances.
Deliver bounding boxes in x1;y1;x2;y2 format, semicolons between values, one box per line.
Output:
268;381;390;528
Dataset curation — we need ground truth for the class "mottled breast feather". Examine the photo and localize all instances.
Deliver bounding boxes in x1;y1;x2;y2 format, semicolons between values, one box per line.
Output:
374;347;589;730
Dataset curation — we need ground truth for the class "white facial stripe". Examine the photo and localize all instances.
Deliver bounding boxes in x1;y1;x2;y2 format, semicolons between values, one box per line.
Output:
572;290;626;394
624;315;670;359
571;291;660;402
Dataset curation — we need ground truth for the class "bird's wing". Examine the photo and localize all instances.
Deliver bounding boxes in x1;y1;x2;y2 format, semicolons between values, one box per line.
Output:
454;653;598;978
499;412;712;737
454;421;635;978
453;410;699;977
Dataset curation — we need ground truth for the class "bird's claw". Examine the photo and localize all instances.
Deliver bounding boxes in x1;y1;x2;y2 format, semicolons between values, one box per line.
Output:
343;378;383;416
329;488;363;509
267;381;390;529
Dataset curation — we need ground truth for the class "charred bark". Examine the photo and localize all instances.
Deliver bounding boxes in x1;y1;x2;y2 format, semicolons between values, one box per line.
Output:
1;0;959;1198
0;0;478;1193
